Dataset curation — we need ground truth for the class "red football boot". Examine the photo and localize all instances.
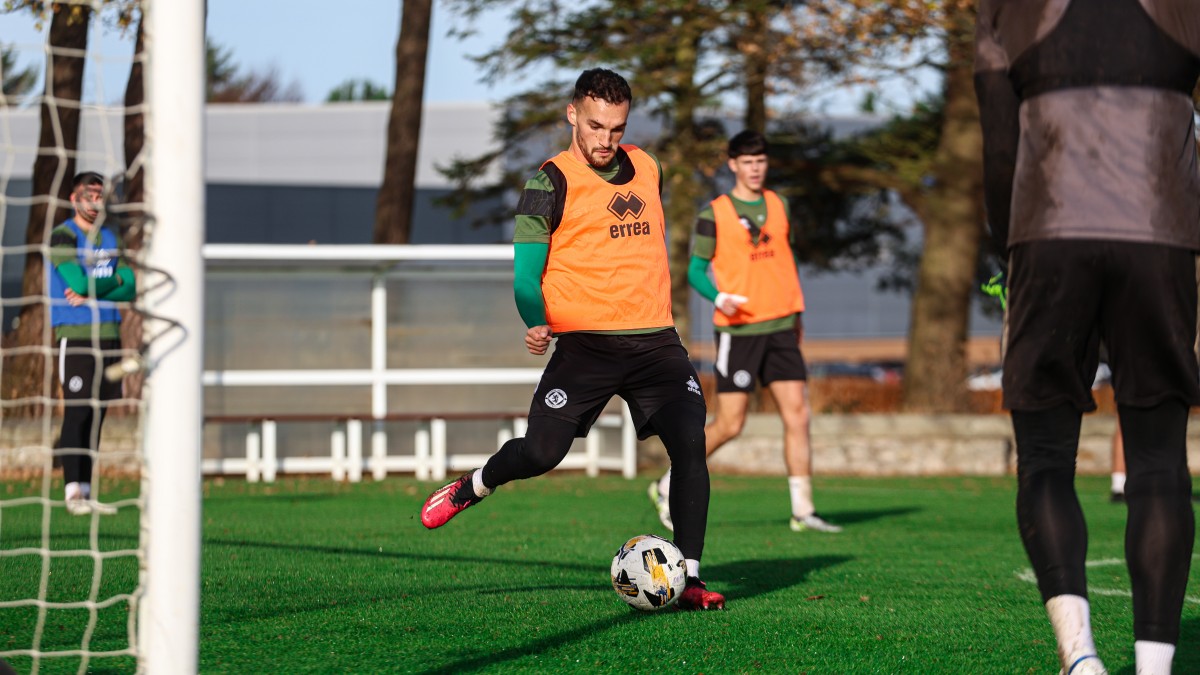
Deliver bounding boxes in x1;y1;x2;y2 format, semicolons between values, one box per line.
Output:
420;472;485;529
677;577;725;610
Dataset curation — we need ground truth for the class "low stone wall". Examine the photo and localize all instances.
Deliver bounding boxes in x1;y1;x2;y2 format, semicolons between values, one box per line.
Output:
644;413;1200;477
7;413;1200;478
0;416;141;475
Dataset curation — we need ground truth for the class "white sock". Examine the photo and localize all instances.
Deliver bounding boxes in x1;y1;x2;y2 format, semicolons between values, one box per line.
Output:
65;481;84;501
1045;595;1099;671
657;469;671;498
789;475;814;518
685;558;699;579
1135;640;1175;675
471;469;492;498
1111;472;1126;495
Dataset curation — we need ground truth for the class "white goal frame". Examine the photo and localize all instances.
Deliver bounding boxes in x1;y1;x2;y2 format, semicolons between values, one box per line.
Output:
139;1;204;672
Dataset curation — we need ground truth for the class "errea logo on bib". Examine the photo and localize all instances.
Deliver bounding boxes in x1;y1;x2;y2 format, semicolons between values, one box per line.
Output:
545;388;568;409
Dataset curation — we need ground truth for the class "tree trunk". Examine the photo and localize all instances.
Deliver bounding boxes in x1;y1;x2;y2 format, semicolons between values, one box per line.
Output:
121;15;145;406
900;7;984;412
374;0;433;244
741;7;768;134
4;4;90;408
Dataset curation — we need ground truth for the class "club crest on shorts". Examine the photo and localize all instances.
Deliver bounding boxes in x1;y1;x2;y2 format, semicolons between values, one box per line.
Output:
544;388;568;409
68;376;84;393
733;370;752;389
686;376;702;396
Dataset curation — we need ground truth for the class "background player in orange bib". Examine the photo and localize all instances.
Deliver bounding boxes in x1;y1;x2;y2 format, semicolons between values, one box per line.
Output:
648;130;841;534
420;68;724;610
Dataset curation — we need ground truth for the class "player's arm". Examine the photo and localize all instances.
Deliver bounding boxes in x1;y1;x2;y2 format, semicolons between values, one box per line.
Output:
99;266;136;302
48;228;120;297
688;211;719;302
974;1;1019;260
689;209;744;316
513;243;548;328
98;230;137;302
513;170;560;354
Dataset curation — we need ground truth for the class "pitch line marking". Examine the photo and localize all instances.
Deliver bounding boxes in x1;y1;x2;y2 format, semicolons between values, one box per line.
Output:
1015;555;1200;605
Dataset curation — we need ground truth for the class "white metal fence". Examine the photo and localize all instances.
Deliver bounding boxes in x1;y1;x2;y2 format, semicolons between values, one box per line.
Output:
202;244;638;481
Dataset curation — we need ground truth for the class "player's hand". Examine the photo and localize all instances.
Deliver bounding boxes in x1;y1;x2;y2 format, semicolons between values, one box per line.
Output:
64;288;86;307
715;292;748;317
525;325;553;355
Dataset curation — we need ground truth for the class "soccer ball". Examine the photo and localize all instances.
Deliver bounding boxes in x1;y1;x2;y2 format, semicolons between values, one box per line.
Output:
610;534;687;611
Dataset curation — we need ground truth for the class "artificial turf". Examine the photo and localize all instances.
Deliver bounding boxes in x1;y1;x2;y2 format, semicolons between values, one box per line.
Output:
1;474;1196;673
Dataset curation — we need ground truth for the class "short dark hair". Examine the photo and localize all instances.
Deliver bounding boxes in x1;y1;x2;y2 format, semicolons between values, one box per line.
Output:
72;171;104;191
728;130;768;159
572;68;632;106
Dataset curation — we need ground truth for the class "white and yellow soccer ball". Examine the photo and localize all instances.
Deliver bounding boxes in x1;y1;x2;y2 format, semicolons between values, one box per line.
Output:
610;534;687;611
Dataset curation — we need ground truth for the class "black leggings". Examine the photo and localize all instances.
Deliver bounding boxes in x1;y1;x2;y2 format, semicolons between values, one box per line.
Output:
482;401;710;561
57;338;121;485
1013;401;1194;643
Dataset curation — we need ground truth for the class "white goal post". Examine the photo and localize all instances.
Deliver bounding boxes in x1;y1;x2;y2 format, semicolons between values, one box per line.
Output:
140;0;204;673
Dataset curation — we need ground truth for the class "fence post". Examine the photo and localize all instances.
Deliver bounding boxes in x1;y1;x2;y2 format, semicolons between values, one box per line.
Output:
431;418;447;481
347;419;363;482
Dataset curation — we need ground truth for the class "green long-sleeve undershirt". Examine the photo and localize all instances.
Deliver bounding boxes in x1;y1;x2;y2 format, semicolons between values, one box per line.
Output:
686;255;719;302
513;242;549;328
55;262;136;301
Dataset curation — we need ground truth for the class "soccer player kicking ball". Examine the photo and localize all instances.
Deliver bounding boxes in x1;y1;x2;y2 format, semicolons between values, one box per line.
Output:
648;131;840;535
976;1;1200;673
420;68;724;611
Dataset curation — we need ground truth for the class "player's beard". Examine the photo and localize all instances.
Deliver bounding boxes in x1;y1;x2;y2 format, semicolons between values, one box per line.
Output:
577;130;616;169
585;144;617;169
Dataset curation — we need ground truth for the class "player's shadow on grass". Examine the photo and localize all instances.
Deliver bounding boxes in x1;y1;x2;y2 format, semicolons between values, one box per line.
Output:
417;554;852;675
820;506;922;526
718;506;920;529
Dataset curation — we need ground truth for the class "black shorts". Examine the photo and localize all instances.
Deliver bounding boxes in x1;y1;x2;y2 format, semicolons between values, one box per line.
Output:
529;329;706;440
1003;240;1200;411
713;328;807;393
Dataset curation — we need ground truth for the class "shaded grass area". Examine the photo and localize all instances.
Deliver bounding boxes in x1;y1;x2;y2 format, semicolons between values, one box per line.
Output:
2;474;1197;673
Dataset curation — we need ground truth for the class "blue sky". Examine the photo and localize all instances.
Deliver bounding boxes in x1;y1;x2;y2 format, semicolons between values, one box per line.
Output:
0;1;544;104
1;1;931;111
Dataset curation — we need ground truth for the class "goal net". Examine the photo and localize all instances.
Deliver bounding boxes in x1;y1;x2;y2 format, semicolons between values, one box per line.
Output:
0;2;203;673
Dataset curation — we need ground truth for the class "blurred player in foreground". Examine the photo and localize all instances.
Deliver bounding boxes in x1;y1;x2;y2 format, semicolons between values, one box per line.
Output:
420;68;724;610
648;130;840;534
975;1;1200;672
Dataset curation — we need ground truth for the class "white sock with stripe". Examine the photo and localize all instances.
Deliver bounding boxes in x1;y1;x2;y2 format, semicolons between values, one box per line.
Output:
1045;595;1100;672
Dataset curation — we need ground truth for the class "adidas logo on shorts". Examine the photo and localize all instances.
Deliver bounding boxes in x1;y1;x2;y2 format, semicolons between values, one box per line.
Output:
686;377;702;396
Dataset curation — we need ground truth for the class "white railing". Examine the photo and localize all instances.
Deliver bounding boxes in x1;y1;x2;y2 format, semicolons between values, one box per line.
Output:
202;244;639;481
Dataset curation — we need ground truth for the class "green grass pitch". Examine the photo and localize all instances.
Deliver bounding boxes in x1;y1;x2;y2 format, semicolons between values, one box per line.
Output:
2;474;1197;673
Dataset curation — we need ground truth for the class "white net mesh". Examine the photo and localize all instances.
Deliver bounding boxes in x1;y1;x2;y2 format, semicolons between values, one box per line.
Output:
1;3;154;672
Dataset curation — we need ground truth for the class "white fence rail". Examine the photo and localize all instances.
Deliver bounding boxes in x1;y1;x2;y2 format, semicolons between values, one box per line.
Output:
202;244;639;481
